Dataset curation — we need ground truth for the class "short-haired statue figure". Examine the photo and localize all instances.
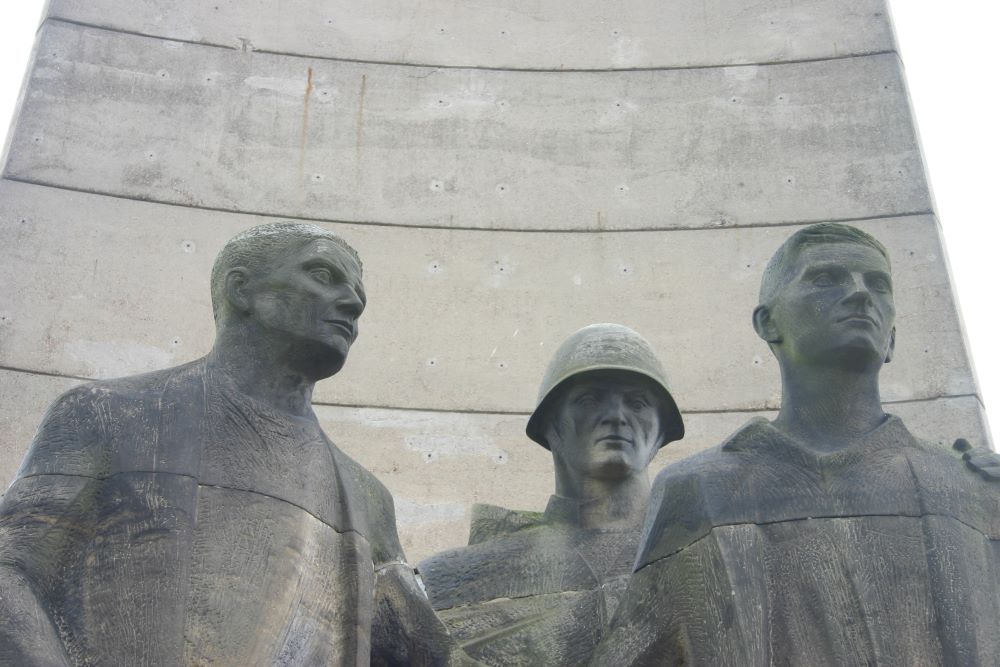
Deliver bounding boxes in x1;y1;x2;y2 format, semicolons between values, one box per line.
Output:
0;223;475;666
418;324;684;666
591;223;1000;666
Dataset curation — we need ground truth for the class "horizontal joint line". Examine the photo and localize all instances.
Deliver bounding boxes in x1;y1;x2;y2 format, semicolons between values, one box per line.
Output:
43;16;897;73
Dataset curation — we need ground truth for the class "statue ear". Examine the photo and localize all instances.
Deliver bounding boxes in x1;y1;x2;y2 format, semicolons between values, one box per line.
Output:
884;326;896;364
224;268;252;314
752;305;781;344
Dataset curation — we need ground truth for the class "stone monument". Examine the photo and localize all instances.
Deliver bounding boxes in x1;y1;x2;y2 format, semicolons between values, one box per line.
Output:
0;223;473;666
419;324;683;666
1;3;991;564
591;223;1000;666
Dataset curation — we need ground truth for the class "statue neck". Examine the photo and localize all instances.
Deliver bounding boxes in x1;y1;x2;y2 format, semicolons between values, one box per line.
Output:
207;329;317;420
550;472;650;531
773;361;886;453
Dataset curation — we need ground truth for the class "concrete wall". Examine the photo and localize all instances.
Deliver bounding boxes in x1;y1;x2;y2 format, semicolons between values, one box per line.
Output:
0;1;988;561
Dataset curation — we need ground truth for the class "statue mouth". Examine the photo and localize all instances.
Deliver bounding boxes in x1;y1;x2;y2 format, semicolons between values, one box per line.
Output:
837;314;877;326
597;435;633;448
323;319;356;338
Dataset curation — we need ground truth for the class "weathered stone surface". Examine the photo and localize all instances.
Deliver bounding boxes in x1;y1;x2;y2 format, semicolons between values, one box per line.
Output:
0;181;970;415
46;0;893;70
592;224;1000;666
0;223;469;665
593;419;1000;666
2;367;989;564
5;23;926;231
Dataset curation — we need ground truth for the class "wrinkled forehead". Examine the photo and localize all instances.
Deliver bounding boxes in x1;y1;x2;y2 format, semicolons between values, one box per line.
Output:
295;238;363;276
789;241;891;276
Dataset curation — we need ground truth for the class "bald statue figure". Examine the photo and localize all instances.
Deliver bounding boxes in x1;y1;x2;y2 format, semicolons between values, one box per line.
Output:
0;223;474;666
418;324;684;666
592;223;1000;666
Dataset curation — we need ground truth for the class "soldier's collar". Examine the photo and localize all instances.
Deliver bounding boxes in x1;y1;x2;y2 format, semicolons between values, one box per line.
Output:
722;414;915;459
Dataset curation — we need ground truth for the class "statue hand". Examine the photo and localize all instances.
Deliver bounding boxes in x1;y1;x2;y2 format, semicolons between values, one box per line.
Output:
954;438;1000;481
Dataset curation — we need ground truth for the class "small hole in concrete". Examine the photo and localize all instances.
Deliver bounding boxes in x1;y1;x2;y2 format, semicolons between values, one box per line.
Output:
498;362;506;369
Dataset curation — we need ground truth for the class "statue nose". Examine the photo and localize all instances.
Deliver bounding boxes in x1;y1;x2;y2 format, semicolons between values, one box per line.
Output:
843;273;874;306
600;397;629;425
336;287;364;318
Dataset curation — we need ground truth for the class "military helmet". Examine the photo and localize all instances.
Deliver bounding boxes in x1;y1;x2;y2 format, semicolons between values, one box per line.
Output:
525;323;684;449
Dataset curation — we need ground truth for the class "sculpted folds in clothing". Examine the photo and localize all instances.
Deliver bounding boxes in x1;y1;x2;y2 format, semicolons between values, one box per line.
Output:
0;223;467;666
419;324;684;667
591;223;1000;666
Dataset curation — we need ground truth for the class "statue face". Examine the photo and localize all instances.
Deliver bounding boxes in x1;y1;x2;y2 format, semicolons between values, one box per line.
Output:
245;239;365;375
765;242;895;369
547;370;662;484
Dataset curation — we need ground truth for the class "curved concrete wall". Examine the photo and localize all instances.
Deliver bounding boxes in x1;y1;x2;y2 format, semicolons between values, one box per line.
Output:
0;1;988;560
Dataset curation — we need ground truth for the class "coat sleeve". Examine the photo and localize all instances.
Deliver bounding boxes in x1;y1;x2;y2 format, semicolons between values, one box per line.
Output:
0;386;104;666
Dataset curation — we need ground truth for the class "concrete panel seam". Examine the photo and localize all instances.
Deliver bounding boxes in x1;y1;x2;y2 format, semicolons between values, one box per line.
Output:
1;177;935;236
43;16;898;74
0;365;981;417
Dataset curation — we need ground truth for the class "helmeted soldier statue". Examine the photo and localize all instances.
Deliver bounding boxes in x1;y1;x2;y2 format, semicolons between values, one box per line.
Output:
418;323;684;666
591;222;1000;666
0;222;477;666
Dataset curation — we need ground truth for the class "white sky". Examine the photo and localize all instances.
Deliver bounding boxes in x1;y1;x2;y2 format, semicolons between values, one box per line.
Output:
0;4;996;442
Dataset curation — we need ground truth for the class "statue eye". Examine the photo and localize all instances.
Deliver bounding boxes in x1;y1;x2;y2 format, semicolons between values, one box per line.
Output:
310;268;333;285
812;272;835;287
869;276;892;293
574;393;598;407
628;397;651;410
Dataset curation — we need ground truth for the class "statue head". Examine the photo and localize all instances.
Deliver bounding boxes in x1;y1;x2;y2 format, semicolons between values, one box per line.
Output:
753;223;895;374
210;222;365;378
526;324;684;488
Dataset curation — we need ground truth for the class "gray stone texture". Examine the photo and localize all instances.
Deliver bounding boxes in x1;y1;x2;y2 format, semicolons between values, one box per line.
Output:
0;0;990;562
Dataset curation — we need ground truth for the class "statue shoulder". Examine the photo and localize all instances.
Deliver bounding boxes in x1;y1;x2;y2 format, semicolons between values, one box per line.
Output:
468;503;546;545
637;421;766;570
16;359;208;480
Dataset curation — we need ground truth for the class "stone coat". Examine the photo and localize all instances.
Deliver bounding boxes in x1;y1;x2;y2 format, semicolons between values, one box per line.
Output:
0;358;417;666
419;496;643;666
591;416;1000;666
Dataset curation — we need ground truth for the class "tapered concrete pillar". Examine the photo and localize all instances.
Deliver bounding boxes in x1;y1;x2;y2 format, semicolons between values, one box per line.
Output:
0;1;987;560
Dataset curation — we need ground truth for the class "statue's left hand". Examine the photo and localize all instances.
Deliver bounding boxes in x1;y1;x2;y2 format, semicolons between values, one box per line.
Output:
954;438;1000;481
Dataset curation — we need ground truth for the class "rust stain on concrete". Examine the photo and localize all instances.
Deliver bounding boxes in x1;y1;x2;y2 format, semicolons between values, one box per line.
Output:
355;74;367;186
298;67;314;189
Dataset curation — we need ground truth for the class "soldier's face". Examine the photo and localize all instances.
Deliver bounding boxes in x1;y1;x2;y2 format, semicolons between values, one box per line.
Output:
548;371;662;484
768;242;895;370
247;239;365;375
